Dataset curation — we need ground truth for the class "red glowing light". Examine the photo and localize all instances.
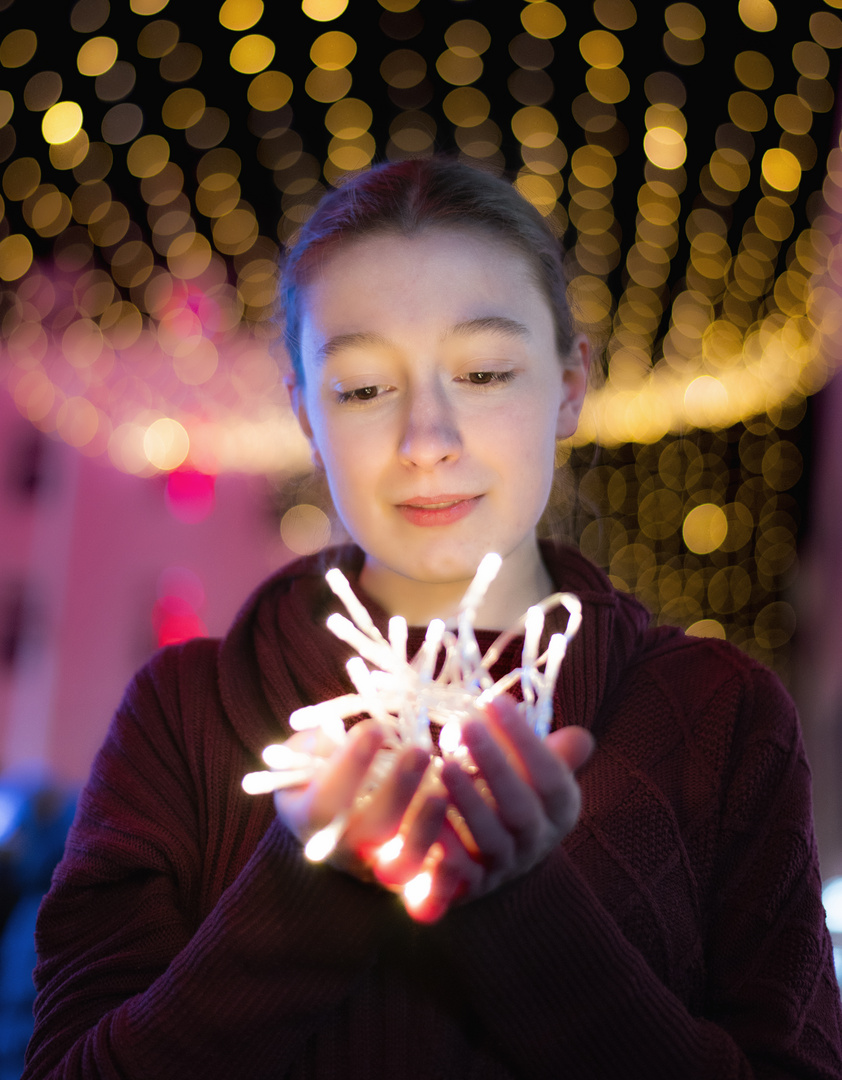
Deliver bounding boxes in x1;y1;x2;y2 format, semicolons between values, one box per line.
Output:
153;593;207;647
165;468;216;523
157;565;205;610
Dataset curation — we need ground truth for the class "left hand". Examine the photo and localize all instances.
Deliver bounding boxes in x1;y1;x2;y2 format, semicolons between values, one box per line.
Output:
382;694;594;923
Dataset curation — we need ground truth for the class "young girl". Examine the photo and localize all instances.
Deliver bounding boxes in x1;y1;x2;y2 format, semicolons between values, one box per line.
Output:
24;158;842;1078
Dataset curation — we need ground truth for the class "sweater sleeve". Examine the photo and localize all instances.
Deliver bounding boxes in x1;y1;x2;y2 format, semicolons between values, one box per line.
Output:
23;644;401;1080
427;660;842;1080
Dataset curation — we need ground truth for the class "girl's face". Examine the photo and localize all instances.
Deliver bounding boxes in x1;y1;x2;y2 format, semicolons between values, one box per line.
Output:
293;228;588;615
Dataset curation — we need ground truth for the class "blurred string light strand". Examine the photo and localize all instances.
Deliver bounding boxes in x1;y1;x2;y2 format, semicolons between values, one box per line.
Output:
2;0;842;671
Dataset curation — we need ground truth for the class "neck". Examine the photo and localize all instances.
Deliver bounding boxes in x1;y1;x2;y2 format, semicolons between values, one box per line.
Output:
358;536;555;631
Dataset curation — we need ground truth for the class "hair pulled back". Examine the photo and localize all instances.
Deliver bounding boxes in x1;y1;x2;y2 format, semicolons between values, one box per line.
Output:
280;157;575;384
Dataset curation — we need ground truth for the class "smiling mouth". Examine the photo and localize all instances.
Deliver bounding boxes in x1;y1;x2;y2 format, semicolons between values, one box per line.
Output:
399;495;478;508
395;495;481;526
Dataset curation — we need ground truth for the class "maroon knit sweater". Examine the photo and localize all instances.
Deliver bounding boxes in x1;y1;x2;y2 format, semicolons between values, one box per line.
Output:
24;545;842;1079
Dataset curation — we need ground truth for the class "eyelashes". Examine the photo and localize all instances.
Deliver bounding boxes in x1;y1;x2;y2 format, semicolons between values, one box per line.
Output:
335;385;387;404
460;370;517;387
334;370;517;405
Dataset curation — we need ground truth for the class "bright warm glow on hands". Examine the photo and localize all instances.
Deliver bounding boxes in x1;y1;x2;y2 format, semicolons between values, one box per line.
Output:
440;697;593;899
274;721;448;888
264;558;589;921
396;695;594;923
275;695;594;923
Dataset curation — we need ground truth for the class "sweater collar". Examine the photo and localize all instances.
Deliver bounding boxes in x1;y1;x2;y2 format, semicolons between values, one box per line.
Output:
217;543;652;758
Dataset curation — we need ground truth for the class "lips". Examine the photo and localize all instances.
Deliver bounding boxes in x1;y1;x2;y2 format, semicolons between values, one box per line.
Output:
396;495;481;527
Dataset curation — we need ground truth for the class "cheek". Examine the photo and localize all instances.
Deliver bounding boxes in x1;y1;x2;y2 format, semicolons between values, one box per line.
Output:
319;423;377;470
318;429;381;509
305;404;352;461
491;398;559;463
492;409;558;516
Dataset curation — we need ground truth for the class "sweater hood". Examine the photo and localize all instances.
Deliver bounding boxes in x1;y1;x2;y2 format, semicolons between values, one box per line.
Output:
217;543;654;759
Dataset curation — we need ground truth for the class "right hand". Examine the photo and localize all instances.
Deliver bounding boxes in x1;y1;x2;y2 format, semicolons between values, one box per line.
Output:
274;721;448;885
413;698;593;920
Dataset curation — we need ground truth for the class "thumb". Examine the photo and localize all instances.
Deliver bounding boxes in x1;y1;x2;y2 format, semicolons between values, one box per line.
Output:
545;725;595;772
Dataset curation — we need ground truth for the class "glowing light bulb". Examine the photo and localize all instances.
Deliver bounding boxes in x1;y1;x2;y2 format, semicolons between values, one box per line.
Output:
377;836;404;864
439;720;462;755
304;817;346;862
403;871;432;909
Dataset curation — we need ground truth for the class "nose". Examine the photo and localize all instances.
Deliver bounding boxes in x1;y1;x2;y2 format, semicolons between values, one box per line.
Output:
397;380;462;469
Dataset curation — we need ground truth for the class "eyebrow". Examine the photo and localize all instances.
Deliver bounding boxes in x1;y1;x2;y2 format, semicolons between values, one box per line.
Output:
317;316;531;363
445;316;532;341
317;331;390;362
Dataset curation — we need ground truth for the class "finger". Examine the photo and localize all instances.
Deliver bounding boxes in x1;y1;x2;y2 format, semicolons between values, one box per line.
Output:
373;793;447;886
465;707;587;851
482;702;584;829
482;698;567;790
545;725;595;773
439;758;514;877
403;829;480;923
481;699;594;778
346;746;430;857
308;721;384;827
459;718;545;842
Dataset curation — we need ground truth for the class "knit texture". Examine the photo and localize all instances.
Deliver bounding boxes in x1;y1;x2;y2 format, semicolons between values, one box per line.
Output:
24;544;842;1079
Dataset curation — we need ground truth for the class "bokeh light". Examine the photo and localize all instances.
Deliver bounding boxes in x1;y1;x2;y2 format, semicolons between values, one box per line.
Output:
683;503;729;554
302;0;348;23
41;102;84;145
521;3;566;40
739;0;778;34
229;34;275;74
143;417;190;470
165;470;216;523
0;235;34;280
219;0;265;32
280;503;332;555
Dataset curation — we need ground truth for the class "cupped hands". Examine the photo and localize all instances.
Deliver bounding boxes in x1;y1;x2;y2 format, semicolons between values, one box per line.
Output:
274;695;594;924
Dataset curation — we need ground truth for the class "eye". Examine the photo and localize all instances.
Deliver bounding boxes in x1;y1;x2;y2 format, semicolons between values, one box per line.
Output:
462;370;516;386
336;385;384;404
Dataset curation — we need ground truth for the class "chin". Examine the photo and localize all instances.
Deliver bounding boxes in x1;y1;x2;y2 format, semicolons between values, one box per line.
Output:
391;544;501;588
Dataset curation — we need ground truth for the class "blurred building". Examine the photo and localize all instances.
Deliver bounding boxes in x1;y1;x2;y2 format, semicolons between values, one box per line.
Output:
0;384;295;782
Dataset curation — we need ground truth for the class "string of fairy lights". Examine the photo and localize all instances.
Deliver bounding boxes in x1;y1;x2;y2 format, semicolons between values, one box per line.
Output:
2;0;842;674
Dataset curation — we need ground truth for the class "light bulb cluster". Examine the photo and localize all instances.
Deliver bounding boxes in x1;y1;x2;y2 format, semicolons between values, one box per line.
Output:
242;553;582;869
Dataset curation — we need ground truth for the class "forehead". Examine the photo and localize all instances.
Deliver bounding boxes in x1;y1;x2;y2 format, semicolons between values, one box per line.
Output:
299;228;552;343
